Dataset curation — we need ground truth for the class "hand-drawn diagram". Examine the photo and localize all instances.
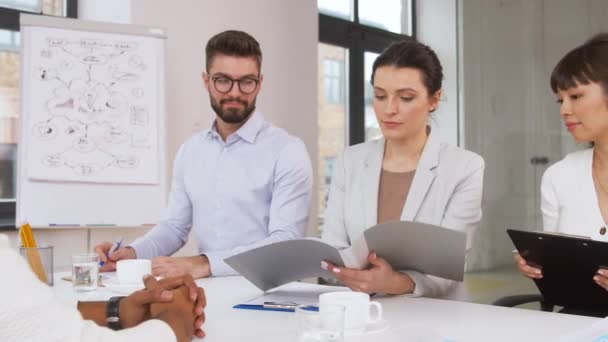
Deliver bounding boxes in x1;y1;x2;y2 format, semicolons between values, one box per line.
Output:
25;28;160;184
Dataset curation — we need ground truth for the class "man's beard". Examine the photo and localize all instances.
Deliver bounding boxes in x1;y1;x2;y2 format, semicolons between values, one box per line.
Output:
210;96;256;124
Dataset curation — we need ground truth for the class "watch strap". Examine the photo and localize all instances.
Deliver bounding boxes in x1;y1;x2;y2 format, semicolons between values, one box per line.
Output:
106;296;125;330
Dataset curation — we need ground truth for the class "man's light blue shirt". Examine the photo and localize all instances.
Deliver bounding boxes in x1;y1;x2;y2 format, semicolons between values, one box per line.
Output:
130;111;313;276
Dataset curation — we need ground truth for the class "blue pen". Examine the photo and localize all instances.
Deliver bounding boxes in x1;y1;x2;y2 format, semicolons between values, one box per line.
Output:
99;237;123;267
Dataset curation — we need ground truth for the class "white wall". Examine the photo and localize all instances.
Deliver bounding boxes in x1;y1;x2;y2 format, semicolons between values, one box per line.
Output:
78;0;130;24
415;0;460;146
2;0;318;272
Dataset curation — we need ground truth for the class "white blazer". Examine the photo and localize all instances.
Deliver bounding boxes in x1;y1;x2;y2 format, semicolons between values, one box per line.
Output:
321;130;485;300
541;148;608;240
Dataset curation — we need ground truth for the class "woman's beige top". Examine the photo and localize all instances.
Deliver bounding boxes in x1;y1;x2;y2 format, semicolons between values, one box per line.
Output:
377;169;416;224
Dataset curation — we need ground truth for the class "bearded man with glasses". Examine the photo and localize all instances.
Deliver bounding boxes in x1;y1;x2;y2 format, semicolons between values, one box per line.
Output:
94;30;313;279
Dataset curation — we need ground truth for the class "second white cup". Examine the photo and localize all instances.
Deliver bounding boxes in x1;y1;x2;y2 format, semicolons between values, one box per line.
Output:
116;259;151;284
319;291;383;334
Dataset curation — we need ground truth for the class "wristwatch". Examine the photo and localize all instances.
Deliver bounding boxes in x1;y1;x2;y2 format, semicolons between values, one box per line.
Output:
106;296;125;330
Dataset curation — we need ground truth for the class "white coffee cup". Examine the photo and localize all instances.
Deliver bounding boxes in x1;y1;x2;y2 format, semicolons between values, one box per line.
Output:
319;292;383;334
116;259;151;284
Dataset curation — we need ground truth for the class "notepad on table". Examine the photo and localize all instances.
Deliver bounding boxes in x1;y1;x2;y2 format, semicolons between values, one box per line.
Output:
233;281;350;312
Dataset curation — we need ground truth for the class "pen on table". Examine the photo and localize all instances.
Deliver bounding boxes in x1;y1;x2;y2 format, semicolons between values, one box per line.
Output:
262;301;305;310
99;237;123;267
49;223;80;227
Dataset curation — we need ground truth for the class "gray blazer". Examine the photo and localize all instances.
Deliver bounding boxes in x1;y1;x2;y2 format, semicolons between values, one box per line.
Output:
321;130;485;300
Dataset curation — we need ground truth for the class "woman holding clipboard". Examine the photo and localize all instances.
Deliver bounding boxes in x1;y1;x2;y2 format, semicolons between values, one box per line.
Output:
515;34;608;294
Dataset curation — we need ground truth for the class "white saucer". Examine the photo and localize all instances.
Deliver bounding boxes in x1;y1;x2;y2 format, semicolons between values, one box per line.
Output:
345;320;390;336
104;279;144;295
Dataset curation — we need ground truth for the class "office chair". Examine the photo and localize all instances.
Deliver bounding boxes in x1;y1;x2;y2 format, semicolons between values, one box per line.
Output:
493;294;554;312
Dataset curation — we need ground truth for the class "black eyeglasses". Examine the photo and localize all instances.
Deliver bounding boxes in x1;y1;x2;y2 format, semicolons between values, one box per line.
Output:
211;75;259;94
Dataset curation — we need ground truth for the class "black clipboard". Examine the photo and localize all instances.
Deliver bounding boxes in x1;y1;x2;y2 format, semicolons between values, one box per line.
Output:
508;229;608;312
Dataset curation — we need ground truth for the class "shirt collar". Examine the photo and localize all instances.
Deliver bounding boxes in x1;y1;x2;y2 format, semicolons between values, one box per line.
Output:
204;110;264;144
234;110;264;144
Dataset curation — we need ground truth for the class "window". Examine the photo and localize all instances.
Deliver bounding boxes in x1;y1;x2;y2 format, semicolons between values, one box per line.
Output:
0;0;77;227
323;58;345;105
317;0;415;228
322;156;337;208
0;29;19;51
359;0;411;34
364;51;381;141
0;0;42;13
317;0;352;20
0;0;69;16
318;44;347;226
0;29;19;201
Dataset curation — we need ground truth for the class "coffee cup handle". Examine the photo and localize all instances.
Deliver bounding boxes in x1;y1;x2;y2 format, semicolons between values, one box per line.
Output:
368;301;383;323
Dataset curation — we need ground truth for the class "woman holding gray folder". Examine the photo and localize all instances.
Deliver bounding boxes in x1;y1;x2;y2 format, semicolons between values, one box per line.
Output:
321;39;485;300
515;34;608;292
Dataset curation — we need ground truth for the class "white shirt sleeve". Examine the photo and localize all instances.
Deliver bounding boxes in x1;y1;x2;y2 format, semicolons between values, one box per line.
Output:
540;165;560;232
130;143;193;260
0;235;176;342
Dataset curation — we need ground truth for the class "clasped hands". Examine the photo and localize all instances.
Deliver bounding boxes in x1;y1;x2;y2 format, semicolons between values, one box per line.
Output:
120;274;206;341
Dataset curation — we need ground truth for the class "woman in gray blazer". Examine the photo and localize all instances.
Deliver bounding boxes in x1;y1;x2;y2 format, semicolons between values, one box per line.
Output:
321;39;485;300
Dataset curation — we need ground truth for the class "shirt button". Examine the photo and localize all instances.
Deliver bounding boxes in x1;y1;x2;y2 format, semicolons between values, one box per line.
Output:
600;227;606;235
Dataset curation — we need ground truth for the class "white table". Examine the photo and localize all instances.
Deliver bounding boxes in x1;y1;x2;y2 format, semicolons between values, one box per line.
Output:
52;273;600;342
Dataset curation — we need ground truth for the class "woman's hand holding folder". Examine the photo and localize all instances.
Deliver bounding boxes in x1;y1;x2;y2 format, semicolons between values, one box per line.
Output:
322;252;416;295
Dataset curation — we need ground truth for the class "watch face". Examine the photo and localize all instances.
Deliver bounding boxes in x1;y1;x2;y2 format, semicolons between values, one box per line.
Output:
106;317;120;323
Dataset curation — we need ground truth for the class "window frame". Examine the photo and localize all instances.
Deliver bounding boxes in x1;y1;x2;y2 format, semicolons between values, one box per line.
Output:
0;0;78;230
319;0;416;145
322;58;345;105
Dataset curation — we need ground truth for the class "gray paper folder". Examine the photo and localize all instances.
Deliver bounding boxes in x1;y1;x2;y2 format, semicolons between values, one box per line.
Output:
224;221;467;291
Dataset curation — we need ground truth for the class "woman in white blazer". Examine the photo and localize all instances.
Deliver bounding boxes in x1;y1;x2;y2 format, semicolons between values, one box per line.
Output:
515;34;608;291
321;39;485;300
